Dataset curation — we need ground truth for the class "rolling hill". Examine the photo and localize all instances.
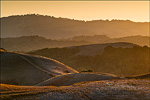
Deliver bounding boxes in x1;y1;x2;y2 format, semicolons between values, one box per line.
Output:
1;35;89;52
70;35;150;46
1;14;149;39
1;35;149;52
29;42;138;57
67;42;138;56
36;73;120;86
28;42;150;76
1;50;78;86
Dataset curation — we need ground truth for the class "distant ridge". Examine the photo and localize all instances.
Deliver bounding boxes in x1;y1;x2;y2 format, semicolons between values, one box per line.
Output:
70;35;150;46
2;35;149;52
1;35;89;52
1;14;149;39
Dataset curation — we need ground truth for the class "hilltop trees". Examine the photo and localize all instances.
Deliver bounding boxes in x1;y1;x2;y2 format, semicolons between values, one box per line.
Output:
29;46;150;76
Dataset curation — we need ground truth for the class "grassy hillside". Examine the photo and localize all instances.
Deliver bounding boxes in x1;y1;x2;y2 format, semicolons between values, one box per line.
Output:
36;73;120;86
28;42;149;76
1;51;78;86
1;78;150;100
1;14;149;39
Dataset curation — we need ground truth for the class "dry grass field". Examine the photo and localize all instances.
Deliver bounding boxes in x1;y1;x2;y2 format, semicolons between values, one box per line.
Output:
1;77;150;100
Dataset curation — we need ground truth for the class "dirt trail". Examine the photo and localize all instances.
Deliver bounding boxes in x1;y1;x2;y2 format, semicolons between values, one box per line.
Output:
19;55;55;75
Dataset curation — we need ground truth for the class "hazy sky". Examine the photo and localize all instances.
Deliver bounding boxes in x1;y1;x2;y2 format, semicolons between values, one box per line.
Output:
1;1;149;22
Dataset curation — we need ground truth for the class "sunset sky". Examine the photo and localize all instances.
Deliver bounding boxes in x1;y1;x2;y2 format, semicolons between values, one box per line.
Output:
1;1;149;22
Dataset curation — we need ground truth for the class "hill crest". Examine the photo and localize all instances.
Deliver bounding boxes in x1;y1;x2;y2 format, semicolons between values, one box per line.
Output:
1;51;78;85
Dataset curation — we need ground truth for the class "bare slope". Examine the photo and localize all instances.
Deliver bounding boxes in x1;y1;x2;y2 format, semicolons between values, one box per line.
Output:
1;51;78;86
1;79;150;100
